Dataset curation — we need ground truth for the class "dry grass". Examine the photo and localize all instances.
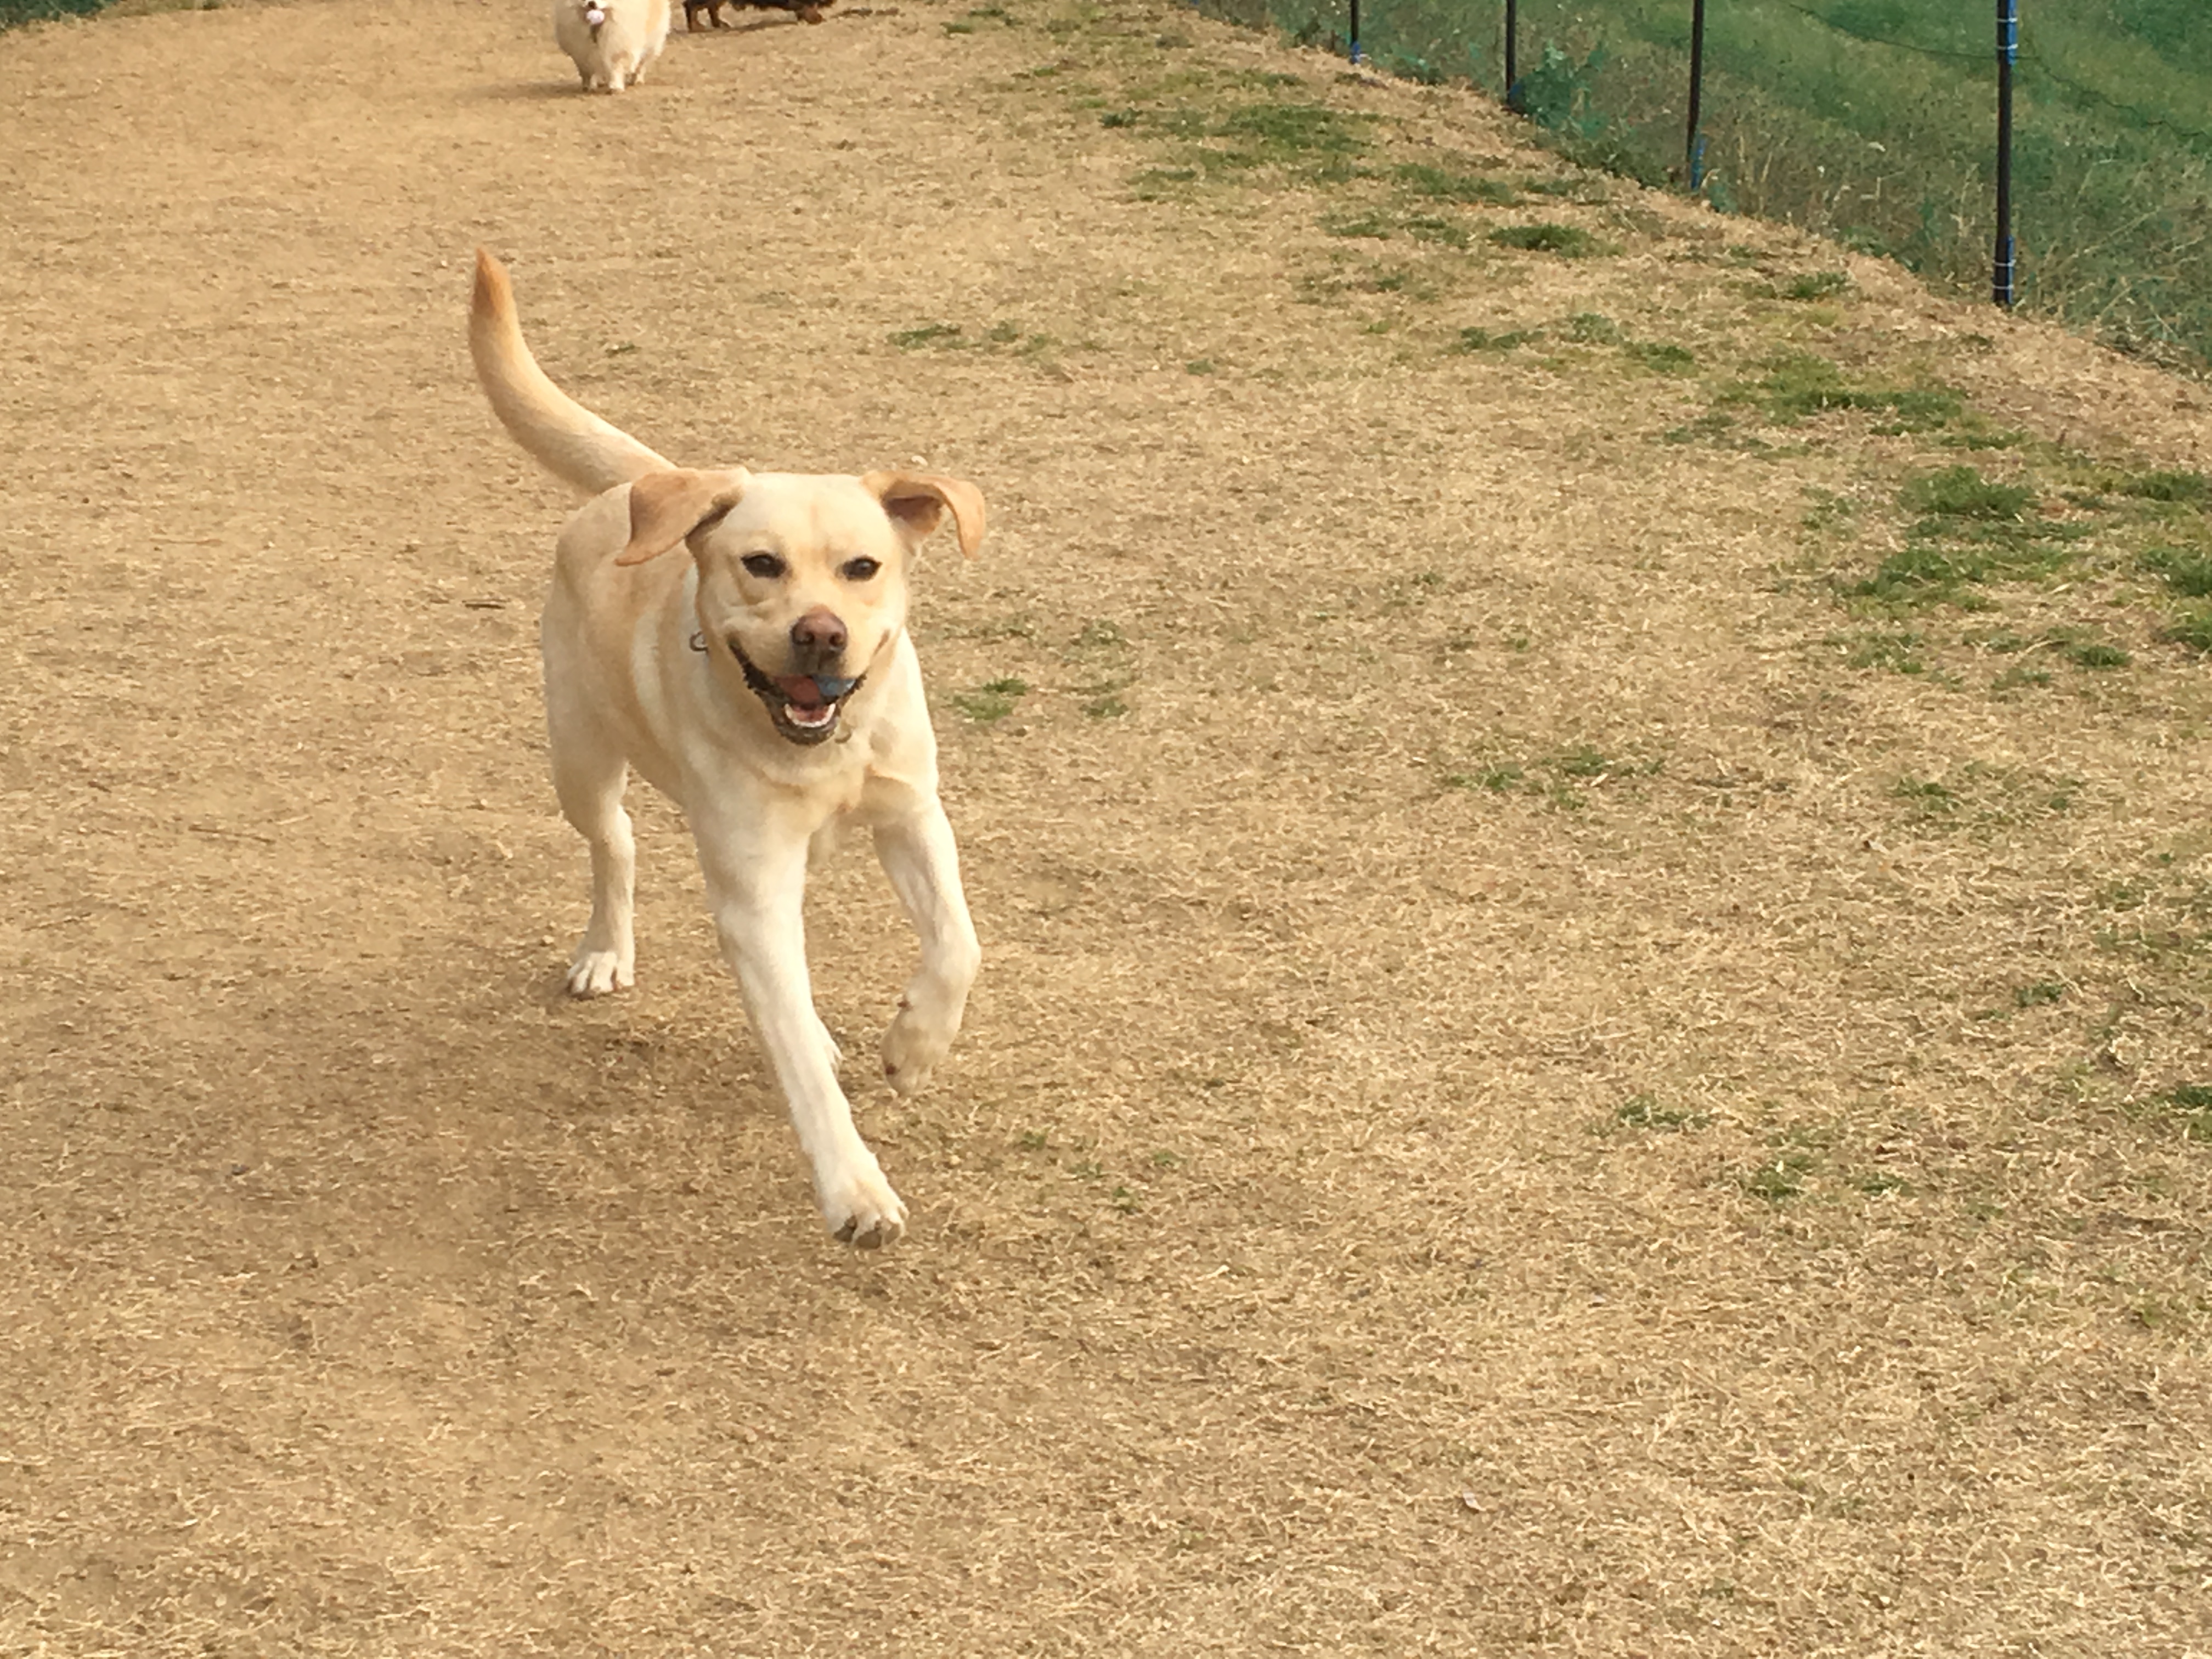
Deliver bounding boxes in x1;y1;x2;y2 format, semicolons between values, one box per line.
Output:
3;0;2211;1654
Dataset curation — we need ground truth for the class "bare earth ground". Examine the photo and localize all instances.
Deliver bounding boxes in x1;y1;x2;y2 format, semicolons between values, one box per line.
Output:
4;0;2212;1653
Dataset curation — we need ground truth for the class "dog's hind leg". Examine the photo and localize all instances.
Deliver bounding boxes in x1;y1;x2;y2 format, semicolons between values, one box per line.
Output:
546;693;637;997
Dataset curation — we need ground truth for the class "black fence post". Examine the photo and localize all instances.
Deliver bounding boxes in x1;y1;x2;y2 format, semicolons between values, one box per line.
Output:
1993;0;2017;305
1504;0;1519;109
1348;0;1361;63
1686;0;1708;190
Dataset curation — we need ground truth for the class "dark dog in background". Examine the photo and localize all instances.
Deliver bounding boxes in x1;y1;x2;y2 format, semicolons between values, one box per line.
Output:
685;0;828;28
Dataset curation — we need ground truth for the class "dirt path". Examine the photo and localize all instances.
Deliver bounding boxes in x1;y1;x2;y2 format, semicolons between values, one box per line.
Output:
3;1;2210;1653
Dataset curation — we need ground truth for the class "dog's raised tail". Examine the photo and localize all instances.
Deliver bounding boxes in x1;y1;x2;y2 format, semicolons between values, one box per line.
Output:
470;249;672;498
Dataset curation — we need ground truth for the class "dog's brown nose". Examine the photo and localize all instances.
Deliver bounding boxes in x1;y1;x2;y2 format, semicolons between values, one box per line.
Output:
791;607;847;657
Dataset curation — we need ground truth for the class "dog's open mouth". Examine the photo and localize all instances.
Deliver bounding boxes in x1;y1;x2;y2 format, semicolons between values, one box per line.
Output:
726;640;860;746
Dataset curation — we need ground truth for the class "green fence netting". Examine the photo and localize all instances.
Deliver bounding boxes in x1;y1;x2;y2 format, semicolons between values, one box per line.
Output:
0;0;108;25
1191;1;2212;371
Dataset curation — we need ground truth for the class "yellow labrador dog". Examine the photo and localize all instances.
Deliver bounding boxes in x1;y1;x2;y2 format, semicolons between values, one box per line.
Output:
469;250;984;1248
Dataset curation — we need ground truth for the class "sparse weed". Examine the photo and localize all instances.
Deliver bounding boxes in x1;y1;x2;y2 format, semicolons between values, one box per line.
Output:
951;678;1029;722
890;322;964;349
1609;1093;1711;1133
1744;1149;1815;1202
1454;325;1543;353
1781;270;1852;301
1735;352;1962;430
1324;212;1395;240
1891;775;1960;821
1834;628;1927;673
1991;661;2053;692
2049;631;2131;670
2143;546;2212;598
1624;340;1695;373
2155;1084;2212;1142
2117;470;2211;504
1801;489;1859;533
1074;619;1126;649
1891;763;2078;832
1488;223;1610;258
1901;465;2033;521
2164;607;2212;653
1395;161;1519;205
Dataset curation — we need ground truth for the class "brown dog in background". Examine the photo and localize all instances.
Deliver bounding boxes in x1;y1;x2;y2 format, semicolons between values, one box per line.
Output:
685;0;828;28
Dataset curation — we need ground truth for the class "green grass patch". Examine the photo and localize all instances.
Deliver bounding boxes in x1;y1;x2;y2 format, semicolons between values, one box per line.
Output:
2047;630;2131;670
2143;546;2212;599
1394;161;1520;205
1833;628;1927;673
1608;1093;1711;1133
1781;270;1852;301
1891;763;2079;832
1743;1149;1816;1203
1323;212;1393;239
2164;606;2212;653
1847;546;1993;610
1901;464;2034;521
1624;340;1695;373
1453;326;1544;353
1736;353;1963;430
2116;469;2211;505
1488;222;1609;258
951;677;1030;722
2154;1084;2212;1143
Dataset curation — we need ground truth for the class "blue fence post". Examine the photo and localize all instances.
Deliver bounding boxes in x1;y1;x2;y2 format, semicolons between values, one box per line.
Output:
1686;0;1708;190
1994;0;2017;306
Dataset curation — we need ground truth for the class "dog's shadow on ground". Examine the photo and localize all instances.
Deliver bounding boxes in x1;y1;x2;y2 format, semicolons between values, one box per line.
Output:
471;81;589;103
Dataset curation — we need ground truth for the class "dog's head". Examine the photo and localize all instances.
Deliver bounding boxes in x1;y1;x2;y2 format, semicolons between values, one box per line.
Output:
615;466;985;746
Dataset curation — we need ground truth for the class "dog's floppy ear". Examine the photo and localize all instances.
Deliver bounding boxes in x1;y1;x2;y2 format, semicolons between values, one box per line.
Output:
860;470;986;559
615;467;751;566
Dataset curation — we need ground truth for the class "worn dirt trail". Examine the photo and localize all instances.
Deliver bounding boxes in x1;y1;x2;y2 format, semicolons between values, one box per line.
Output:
3;0;2210;1652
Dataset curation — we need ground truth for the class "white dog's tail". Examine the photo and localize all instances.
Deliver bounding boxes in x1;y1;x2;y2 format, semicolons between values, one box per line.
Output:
470;249;672;497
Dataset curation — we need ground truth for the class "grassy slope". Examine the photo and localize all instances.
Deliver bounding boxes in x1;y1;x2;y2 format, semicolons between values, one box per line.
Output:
1195;0;2212;368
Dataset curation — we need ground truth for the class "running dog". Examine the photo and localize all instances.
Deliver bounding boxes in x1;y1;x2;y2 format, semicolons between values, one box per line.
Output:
469;250;985;1247
554;0;669;91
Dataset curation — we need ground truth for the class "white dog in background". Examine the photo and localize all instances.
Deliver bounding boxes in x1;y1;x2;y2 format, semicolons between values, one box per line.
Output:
554;0;669;92
469;251;986;1248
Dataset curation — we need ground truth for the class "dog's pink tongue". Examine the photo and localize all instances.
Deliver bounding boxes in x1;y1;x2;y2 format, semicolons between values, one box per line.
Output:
777;675;826;709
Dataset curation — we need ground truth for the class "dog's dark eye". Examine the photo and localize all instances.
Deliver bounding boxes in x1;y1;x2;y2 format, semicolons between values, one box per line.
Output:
741;552;787;579
840;557;882;582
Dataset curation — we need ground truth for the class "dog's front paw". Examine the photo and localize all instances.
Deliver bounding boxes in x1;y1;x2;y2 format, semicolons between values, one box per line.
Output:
816;1158;906;1249
881;997;956;1097
566;949;633;997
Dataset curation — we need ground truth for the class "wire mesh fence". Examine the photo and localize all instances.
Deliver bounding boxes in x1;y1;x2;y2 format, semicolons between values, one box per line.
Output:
0;0;107;25
1191;1;2212;372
